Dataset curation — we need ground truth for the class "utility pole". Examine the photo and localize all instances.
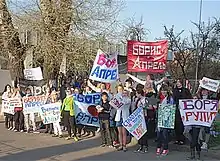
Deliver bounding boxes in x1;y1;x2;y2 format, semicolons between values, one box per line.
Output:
194;0;203;94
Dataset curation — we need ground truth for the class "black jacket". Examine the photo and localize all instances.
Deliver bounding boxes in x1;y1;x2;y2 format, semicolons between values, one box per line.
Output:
173;87;192;105
98;101;110;120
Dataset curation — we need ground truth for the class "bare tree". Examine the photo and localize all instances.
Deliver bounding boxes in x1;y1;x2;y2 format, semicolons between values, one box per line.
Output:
0;0;24;80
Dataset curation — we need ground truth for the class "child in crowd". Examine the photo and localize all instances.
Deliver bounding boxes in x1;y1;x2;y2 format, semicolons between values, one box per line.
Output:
97;92;112;147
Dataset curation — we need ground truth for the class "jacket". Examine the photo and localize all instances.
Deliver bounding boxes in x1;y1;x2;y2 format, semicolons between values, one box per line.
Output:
61;96;75;116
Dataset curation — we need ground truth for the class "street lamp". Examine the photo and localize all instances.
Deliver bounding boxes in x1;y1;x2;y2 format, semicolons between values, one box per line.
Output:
194;0;203;93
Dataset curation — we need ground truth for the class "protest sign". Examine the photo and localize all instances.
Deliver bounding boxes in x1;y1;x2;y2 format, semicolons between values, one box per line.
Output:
19;78;47;96
123;106;147;140
127;40;168;73
109;94;125;109
179;99;218;127
199;77;220;92
157;104;176;129
89;49;118;83
24;67;43;80
23;95;47;114
2;98;22;115
39;103;61;124
74;93;101;127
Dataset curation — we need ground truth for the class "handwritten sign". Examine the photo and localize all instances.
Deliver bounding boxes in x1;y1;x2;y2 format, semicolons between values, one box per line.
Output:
2;98;22;115
24;67;43;80
158;104;176;129
39;103;61;124
123;106;147;140
73;93;101;127
109;94;125;109
199;77;220;92
179;99;218;127
89;49;118;83
23;95;47;114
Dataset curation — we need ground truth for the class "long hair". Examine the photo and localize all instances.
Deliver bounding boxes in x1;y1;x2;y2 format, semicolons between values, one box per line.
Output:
159;84;173;101
2;84;11;94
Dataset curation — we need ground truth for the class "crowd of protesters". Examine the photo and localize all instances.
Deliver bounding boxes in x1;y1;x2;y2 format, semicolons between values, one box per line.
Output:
1;71;220;160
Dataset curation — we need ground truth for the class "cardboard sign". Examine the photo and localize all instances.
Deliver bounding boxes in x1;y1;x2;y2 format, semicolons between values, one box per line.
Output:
127;40;168;73
39;103;61;124
123;106;147;140
199;77;220;92
2;98;22;115
109;94;125;109
179;99;218;127
74;93;101;127
24;67;43;80
89;49;118;83
23;95;47;114
157;104;176;129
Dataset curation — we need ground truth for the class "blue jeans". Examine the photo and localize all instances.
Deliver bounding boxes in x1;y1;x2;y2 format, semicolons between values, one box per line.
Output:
157;128;169;150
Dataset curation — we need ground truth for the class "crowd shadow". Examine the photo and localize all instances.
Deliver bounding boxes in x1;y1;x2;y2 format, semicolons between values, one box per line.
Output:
0;137;100;161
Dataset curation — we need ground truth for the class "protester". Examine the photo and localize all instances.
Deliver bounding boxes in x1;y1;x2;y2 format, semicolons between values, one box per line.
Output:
173;79;192;145
97;92;112;147
156;84;174;156
2;84;13;130
24;88;39;133
61;88;78;141
115;85;131;152
45;87;53;134
13;88;24;132
133;90;149;153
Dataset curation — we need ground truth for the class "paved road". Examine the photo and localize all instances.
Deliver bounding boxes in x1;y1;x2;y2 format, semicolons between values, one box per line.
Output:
0;123;219;161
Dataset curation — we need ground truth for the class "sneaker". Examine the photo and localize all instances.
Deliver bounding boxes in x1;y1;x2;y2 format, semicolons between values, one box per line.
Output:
52;134;59;137
201;142;208;150
117;146;123;151
8;127;12;130
14;129;18;132
108;145;114;148
134;146;143;153
73;136;79;142
59;135;63;138
65;137;71;140
161;150;169;156
12;127;15;131
96;128;100;133
33;131;40;134
113;141;119;146
100;144;106;147
156;148;161;155
141;147;148;153
20;130;24;133
123;146;127;152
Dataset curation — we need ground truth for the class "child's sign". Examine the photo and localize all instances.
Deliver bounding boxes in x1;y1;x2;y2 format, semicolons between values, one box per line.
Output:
39;103;61;124
89;49;118;83
123;106;147;140
109;94;125;109
179;99;218;127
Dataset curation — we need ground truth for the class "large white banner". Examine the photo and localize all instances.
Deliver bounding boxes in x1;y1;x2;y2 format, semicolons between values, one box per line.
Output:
24;67;43;81
39;103;61;124
199;77;220;92
89;49;118;83
179;99;218;127
123;106;147;140
74;93;101;127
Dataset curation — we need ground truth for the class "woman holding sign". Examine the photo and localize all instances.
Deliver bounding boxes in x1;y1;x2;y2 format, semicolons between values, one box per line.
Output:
2;84;13;130
114;85;131;152
156;85;174;156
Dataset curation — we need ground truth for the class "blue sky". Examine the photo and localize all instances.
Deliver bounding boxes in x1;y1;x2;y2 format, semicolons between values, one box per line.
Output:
119;0;220;40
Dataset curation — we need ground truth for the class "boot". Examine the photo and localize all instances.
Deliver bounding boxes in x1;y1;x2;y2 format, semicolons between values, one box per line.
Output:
187;148;195;160
196;151;201;161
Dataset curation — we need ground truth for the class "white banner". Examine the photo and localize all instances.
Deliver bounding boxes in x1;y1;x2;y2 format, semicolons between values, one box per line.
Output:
2;98;22;115
179;99;218;127
24;67;43;81
199;77;220;92
39;103;61;124
123;106;147;140
89;49;118;83
109;94;125;109
74;93;101;127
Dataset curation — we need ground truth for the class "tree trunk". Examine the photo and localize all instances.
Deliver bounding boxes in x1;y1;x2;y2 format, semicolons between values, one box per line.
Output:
0;0;24;80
